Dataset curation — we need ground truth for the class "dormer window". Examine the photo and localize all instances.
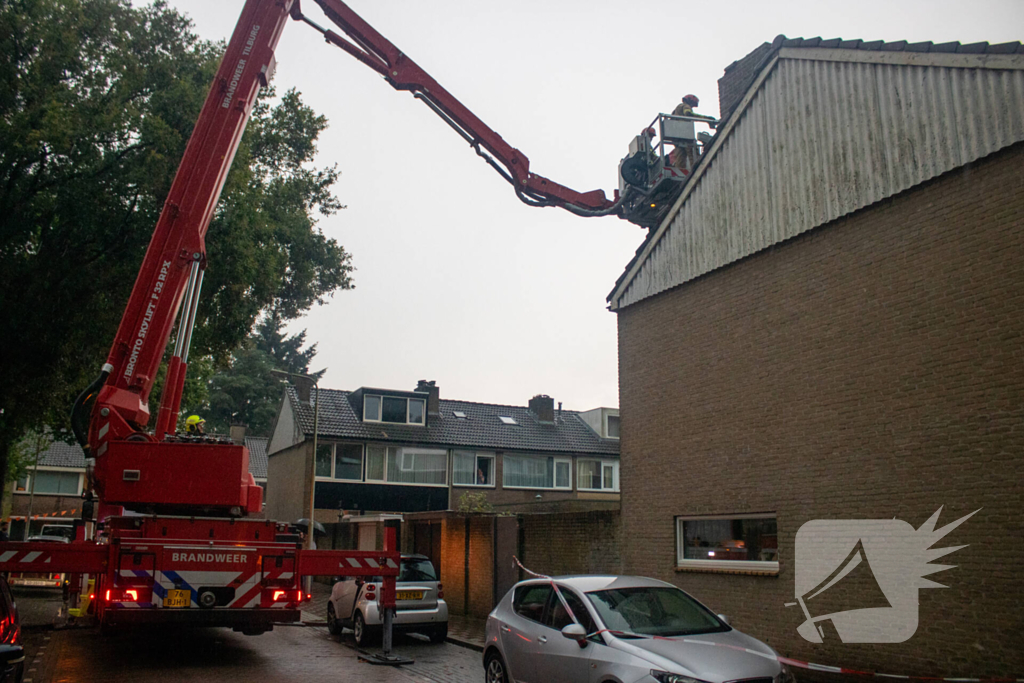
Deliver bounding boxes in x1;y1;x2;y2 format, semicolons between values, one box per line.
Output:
606;414;620;439
363;394;426;425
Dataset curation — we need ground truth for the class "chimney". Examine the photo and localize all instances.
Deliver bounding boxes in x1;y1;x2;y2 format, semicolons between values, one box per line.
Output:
529;395;555;424
292;375;314;403
229;424;247;444
416;379;440;417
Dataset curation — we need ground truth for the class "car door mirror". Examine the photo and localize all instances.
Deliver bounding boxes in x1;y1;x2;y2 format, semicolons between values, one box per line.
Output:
717;614;730;625
561;623;588;646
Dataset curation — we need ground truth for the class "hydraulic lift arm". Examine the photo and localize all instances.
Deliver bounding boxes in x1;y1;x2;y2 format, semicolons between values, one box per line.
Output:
298;0;624;216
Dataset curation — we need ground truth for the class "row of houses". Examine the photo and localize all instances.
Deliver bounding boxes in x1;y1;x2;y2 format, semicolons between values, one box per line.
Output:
9;34;1022;678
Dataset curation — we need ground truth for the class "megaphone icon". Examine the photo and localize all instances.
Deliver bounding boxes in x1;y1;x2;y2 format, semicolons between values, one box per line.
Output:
789;538;892;643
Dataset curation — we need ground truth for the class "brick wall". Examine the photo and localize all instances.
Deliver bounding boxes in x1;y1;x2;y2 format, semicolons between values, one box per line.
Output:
718;41;772;122
616;143;1024;677
520;510;622;577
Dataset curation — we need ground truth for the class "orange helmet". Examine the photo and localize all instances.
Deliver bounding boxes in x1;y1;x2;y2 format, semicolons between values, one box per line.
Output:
682;94;699;106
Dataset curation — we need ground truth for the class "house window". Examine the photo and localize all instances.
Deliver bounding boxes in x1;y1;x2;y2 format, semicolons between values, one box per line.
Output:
502;455;571;490
676;514;779;572
15;476;28;492
22;471;80;495
335;444;363;480
365;446;447;486
364;395;381;421
606;415;620;439
578;460;619;491
363;395;426;425
366;446;386;481
453;452;495;486
315;444;334;478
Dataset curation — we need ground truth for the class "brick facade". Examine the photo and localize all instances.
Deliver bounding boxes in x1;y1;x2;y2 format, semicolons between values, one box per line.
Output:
718;41;772;120
520;510;622;578
616;143;1024;677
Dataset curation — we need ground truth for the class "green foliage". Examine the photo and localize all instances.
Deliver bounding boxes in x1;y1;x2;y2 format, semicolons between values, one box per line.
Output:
7;430;54;485
455;491;494;515
0;0;353;494
199;312;322;436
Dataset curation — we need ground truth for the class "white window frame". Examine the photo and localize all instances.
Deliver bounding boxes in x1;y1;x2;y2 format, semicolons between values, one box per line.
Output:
453;451;496;488
577;459;619;492
675;513;779;573
13;468;84;496
362;395;426;426
502;454;572;491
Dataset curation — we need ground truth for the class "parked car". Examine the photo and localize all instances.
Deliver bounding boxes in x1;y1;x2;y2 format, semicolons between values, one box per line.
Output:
484;575;796;683
0;576;25;683
8;536;69;590
327;554;448;647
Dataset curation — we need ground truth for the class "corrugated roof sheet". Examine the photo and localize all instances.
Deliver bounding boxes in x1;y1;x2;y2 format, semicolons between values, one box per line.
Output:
609;35;1024;310
286;388;619;456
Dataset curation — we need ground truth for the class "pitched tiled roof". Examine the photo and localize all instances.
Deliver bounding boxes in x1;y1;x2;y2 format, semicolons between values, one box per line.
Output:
36;441;86;468
286;388;619;457
245;436;268;479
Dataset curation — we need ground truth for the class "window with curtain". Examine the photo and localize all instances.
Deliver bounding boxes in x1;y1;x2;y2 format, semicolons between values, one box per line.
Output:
502;455;570;489
676;515;778;569
386;448;447;485
366;445;386;481
453;451;494;486
578;460;619;491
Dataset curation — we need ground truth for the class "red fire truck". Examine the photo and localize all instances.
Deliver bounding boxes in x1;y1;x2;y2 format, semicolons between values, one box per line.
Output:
0;0;635;641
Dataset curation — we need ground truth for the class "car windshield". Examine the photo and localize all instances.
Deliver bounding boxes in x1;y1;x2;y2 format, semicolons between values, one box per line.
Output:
586;586;727;637
399;558;437;582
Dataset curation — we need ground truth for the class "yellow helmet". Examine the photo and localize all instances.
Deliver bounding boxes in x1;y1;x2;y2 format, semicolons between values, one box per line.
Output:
185;415;205;432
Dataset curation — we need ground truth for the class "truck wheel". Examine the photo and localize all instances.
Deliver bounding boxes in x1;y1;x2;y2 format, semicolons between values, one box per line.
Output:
352;612;379;647
327;603;341;636
428;622;448;644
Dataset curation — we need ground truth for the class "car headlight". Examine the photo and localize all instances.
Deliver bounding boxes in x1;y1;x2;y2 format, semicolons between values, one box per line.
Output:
650;671;709;683
776;664;797;683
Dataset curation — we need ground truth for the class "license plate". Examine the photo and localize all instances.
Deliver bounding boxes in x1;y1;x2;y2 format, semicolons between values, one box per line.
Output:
164;589;191;608
396;591;423;601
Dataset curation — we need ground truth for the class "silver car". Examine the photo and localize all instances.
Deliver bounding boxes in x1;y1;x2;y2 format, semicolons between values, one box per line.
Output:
327;554;448;647
483;575;796;683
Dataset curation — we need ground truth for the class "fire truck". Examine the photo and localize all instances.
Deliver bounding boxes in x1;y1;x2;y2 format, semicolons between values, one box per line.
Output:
0;0;699;640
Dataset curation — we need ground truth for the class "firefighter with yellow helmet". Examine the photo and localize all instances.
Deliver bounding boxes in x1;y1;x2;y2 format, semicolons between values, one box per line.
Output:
184;415;206;435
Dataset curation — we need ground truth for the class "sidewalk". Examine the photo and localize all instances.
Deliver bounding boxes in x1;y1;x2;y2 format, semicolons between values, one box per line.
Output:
302;581;487;651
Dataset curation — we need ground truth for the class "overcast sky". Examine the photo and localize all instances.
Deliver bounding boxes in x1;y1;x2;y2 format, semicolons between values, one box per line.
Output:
152;0;1023;411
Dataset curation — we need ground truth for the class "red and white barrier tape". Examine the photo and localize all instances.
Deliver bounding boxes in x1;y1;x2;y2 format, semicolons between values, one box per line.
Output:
510;558;1019;682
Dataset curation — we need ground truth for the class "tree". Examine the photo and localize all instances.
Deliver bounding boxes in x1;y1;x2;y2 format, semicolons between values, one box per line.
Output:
0;0;353;506
201;312;323;436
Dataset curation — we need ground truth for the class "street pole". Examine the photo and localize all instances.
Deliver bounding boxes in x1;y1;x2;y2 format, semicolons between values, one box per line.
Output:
270;369;318;594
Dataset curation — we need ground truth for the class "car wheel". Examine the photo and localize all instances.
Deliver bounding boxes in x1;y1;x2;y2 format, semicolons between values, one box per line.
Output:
352;611;379;647
327;603;341;636
428;622;448;644
484;651;508;683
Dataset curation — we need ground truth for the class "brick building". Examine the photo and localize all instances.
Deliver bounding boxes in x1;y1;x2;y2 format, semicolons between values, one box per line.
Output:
608;37;1024;677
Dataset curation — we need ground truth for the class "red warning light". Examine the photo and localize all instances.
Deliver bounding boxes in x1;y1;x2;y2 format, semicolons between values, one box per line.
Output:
273;590;286;601
126;589;138;601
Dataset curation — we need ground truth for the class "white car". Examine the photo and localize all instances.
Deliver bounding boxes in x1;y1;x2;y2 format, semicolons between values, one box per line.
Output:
327;554;448;647
484;575;796;683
